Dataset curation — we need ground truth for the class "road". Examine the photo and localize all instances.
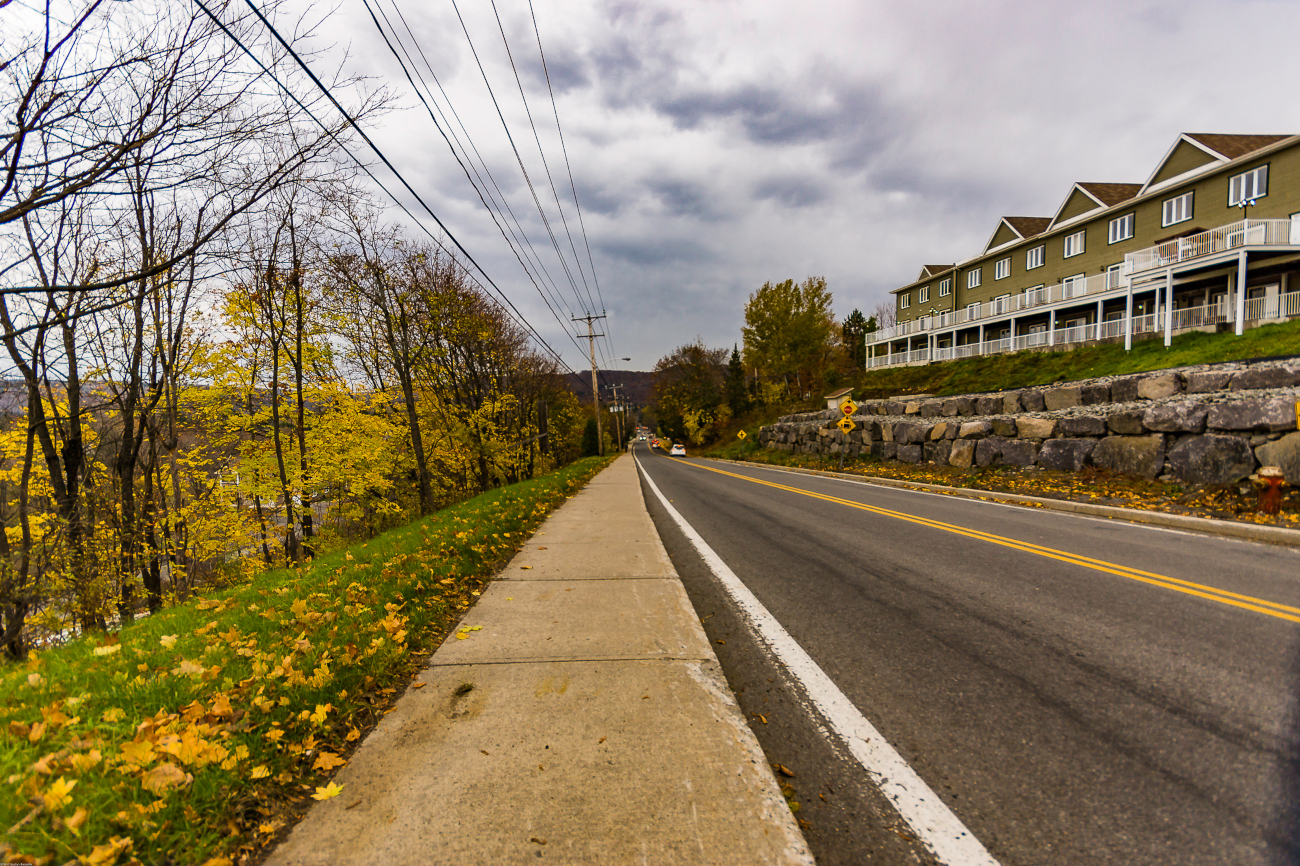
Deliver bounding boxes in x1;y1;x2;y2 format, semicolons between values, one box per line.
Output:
631;442;1300;866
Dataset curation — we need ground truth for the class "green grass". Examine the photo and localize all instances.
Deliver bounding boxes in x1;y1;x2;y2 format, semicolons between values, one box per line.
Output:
0;455;613;866
853;317;1300;398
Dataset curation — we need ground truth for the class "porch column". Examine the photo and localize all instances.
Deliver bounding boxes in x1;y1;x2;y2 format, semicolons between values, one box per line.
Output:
1096;299;1104;337
1235;250;1248;335
978;323;984;355
1048;309;1056;346
1010;317;1017;350
1124;276;1134;351
1163;268;1174;348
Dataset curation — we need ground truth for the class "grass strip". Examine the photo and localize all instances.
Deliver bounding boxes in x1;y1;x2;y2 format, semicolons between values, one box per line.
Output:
0;455;614;866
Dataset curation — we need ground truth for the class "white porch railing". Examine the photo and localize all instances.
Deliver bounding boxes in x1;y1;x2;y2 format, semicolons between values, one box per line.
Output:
864;292;1300;370
1124;218;1295;275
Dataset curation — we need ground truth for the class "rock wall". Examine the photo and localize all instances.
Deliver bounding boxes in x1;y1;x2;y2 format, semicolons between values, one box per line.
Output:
757;361;1300;486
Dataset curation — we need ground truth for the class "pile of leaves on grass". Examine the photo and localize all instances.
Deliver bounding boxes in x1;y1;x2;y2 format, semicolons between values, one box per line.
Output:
0;455;613;866
725;448;1300;530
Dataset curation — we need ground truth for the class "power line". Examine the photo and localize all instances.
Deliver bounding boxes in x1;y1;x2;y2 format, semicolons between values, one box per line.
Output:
362;0;581;343
192;0;595;393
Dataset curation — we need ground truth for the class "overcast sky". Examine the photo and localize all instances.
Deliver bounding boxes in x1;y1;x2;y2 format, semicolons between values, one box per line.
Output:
284;0;1300;374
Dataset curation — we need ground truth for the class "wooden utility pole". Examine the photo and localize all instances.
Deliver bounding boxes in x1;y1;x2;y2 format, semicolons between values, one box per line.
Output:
573;313;607;456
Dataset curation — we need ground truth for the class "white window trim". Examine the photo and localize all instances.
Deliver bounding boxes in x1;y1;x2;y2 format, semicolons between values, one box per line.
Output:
1026;245;1045;270
1063;230;1086;258
919;286;930;303
1108;213;1134;244
994;257;1011;280
938;278;951;297
1162;191;1194;227
1229;165;1268;206
900;293;910;309
967;268;982;289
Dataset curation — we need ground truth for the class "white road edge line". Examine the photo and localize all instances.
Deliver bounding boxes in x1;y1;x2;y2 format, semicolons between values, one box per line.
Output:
636;451;1001;866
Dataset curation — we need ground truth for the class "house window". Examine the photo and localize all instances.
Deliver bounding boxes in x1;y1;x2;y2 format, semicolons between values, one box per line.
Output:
1026;245;1045;270
1023;284;1046;306
967;268;982;289
1063;273;1086;298
966;301;980;317
994;257;1011;280
1229;165;1268;205
1063;230;1086;258
1108;213;1134;244
1162;191;1194;227
1105;263;1123;289
993;293;1011;314
900;293;910;309
919;285;930;303
938;278;951;297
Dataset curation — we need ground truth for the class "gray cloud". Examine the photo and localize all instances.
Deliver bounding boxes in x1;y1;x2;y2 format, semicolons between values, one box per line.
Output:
752;175;828;208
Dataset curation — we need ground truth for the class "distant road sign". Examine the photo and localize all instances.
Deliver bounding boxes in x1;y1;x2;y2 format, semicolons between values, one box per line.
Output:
840;400;857;416
737;430;747;440
837;417;856;434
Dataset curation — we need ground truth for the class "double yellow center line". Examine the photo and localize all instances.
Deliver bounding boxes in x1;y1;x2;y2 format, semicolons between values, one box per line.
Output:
668;455;1300;625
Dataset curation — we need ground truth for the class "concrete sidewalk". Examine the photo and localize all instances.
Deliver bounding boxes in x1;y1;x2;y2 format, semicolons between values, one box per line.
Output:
265;454;813;865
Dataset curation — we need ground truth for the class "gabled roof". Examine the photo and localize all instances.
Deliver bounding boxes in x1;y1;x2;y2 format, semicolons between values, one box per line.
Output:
1141;133;1294;193
1048;182;1141;229
1076;182;1142;207
1184;133;1291;160
984;216;1050;253
917;264;954;281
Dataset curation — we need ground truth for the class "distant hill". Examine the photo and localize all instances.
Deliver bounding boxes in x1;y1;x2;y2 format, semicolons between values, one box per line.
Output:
564;370;655;407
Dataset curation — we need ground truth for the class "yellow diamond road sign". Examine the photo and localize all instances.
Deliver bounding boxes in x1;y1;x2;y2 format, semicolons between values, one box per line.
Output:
837;417;856;434
840;399;857;416
737;430;747;440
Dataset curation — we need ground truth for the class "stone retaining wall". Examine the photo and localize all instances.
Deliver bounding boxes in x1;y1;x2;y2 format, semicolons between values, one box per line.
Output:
757;361;1300;486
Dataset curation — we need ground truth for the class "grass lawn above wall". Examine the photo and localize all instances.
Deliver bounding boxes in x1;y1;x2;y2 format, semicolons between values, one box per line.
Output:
1;455;614;866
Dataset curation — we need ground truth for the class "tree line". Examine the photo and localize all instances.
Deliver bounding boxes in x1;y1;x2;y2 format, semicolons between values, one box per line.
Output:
652;277;887;443
0;1;587;658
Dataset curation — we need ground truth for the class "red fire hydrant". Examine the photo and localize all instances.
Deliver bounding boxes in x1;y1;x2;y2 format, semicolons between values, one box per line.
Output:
1251;466;1287;515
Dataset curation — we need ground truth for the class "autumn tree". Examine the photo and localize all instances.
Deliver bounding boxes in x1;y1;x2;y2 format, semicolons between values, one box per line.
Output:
653;341;727;444
841;309;868;370
741;277;835;400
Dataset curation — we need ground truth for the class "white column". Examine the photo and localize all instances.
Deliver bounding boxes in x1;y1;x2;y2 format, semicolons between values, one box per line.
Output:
1124;277;1133;351
977;323;984;355
1048;309;1056;346
1009;317;1017;350
1235;250;1248;335
1163;269;1174;347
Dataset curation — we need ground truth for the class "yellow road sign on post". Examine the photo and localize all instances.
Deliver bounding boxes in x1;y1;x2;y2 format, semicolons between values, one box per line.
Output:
837;417;856;434
737;430;747;440
840;399;857;416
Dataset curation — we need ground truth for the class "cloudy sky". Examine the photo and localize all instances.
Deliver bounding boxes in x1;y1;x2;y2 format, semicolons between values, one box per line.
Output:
282;0;1300;374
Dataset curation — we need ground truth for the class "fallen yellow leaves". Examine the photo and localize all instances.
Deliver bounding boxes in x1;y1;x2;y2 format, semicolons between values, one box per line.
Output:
311;781;344;801
92;644;121;657
42;776;77;810
312;751;346;772
142;763;191;794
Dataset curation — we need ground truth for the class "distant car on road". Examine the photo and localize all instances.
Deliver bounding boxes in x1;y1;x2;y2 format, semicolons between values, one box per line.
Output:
651;439;661;449
670;443;686;456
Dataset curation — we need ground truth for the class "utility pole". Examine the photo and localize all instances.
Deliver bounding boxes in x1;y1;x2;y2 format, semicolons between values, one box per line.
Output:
607;383;626;447
573;313;607;456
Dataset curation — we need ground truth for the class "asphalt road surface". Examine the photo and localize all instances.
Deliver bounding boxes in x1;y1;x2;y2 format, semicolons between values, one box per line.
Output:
632;443;1300;866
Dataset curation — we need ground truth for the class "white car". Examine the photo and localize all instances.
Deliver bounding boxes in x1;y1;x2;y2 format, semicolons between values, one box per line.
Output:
670;444;686;456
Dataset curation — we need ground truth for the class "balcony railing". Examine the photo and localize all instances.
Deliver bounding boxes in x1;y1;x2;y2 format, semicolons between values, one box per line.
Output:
1124;218;1297;275
866;294;1299;370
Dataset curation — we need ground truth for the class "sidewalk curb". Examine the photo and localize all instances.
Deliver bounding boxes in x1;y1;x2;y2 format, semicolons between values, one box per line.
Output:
715;458;1300;549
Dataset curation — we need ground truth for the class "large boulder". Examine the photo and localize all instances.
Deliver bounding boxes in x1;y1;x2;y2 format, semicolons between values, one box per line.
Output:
1001;440;1039;467
1142;402;1209;433
1044;387;1081;411
1229;366;1300;391
1090;434;1166;479
1185;371;1232;393
892;421;931;445
929;422;950;441
1167;435;1255;485
1020;390;1046;412
976;396;1003;416
1016;417;1058;439
958;421;992;439
1038;439;1096;472
949;439;976;468
1002;391;1023;414
1110;377;1141;403
920;402;944;418
1107;411;1145;435
991;417;1018;437
975;436;1007;467
1080;383;1111;405
924;440;952;464
1207;398;1298;433
1137;373;1181;400
896;443;922;463
1256;432;1300;485
1060;415;1107;437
